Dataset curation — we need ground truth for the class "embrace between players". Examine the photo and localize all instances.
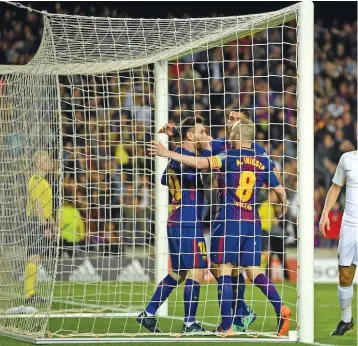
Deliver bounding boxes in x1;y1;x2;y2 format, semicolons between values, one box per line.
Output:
137;108;291;337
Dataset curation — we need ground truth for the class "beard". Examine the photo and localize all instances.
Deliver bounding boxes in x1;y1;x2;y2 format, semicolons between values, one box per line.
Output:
195;142;203;152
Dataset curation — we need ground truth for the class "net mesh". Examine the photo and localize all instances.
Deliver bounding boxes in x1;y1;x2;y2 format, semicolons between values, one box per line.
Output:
0;2;300;342
0;72;60;336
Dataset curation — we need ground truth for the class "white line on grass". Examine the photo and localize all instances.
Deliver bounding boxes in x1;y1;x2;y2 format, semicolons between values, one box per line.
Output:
52;297;218;327
51;297;143;312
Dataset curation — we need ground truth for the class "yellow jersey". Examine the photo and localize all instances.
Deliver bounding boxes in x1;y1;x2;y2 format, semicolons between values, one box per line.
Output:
26;174;52;220
258;200;275;233
57;205;85;243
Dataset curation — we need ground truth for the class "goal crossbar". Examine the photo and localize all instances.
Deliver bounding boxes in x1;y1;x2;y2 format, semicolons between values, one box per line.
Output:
0;4;299;75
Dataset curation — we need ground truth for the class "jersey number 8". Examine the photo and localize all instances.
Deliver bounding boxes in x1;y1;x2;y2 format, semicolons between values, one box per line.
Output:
236;171;256;202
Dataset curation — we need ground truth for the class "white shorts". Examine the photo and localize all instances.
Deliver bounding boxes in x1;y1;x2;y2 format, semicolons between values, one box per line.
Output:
338;223;358;267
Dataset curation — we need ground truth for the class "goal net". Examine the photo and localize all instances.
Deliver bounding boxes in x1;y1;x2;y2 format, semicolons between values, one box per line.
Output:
0;1;314;343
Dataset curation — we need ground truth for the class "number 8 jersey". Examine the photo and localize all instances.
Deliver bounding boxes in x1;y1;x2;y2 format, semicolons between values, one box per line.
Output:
208;148;280;222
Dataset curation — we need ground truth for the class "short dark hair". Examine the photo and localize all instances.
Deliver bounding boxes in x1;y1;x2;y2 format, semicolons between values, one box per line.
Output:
230;106;251;120
179;115;204;141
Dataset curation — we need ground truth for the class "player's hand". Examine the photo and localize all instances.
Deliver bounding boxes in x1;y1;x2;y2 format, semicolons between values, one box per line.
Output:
277;204;287;220
319;213;330;238
158;122;177;137
201;135;213;150
148;141;167;157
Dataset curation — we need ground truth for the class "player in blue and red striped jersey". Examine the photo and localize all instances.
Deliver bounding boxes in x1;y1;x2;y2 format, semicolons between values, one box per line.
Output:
160;108;278;332
211;107;279;177
149;118;291;337
210;108;277;331
137;116;210;334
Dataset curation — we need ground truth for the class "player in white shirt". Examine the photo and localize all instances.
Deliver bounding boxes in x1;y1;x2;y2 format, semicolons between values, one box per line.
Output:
319;150;358;336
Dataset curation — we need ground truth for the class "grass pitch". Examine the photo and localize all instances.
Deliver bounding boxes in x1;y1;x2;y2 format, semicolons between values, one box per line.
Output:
0;283;356;346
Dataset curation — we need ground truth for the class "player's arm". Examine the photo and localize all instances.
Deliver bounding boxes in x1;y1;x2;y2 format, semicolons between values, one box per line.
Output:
256;142;281;183
33;199;50;225
158;122;180;148
319;155;346;238
148;141;211;169
272;184;288;219
319;184;343;237
319;154;346;238
268;158;280;183
265;168;287;218
273;166;280;183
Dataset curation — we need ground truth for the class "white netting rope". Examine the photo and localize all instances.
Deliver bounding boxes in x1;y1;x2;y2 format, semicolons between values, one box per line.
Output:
0;3;299;74
0;2;300;342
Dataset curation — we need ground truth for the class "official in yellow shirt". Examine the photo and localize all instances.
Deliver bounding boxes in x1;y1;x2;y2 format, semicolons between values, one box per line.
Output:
258;198;276;269
57;200;85;257
27;173;53;221
25;150;55;302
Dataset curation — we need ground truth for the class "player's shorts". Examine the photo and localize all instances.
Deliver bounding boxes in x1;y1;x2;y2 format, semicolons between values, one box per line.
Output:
210;220;262;267
26;217;54;258
167;226;208;271
261;233;270;252
338;223;358;266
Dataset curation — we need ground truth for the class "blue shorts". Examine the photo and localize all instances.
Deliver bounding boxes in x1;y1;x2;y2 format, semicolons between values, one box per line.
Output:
167;226;207;271
210;220;261;267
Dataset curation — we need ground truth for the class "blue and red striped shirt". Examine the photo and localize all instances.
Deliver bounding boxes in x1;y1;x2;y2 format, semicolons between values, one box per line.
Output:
161;147;210;228
208;148;280;222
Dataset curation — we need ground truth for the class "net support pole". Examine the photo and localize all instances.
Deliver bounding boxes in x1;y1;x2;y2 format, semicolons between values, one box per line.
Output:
154;61;169;317
297;0;314;343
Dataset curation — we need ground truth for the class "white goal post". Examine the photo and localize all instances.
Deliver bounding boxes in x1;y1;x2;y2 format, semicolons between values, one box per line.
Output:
0;1;313;344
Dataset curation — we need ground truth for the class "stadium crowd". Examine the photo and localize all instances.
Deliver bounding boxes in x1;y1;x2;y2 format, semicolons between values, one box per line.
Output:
0;3;356;253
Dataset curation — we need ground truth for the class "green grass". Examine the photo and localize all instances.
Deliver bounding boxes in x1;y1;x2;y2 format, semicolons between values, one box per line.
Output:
0;283;357;346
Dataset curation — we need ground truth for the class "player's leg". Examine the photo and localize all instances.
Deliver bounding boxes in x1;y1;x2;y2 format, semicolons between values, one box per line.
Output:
216;263;234;334
137;226;186;333
260;232;270;276
24;254;40;300
245;265;290;336
144;269;186;316
331;224;356;336
332;265;356;334
211;221;236;335
182;268;204;332
242;221;290;336
229;225;269;330
231;220;261;332
137;269;186;333
181;229;207;333
331;265;356;335
269;234;287;280
25;222;45;302
231;267;256;332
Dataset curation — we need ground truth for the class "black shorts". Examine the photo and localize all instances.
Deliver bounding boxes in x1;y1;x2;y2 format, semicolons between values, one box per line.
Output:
261;233;271;252
26;217;56;258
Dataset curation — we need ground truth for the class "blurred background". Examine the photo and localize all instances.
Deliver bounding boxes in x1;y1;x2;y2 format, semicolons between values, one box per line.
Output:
0;1;356;274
